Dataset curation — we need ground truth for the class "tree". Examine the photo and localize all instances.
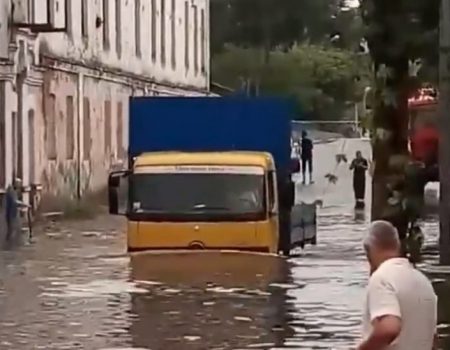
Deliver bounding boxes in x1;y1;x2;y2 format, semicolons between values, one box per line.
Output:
210;0;368;100
439;0;450;265
212;45;371;120
210;0;233;54
331;7;365;51
211;0;344;56
361;0;439;246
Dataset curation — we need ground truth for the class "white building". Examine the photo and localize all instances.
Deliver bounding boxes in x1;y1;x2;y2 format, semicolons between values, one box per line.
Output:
0;0;210;207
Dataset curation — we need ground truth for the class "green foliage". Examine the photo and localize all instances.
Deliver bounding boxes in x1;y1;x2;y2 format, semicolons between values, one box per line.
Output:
361;0;439;65
210;0;233;54
210;0;371;121
211;0;344;55
332;7;365;51
212;44;371;120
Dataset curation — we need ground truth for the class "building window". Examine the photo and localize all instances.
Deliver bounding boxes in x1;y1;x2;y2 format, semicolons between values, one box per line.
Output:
116;102;124;158
268;171;276;210
28;109;35;183
81;0;88;39
193;4;199;74
135;0;141;57
151;0;157;62
184;1;189;70
11;111;16;175
160;0;166;65
104;100;112;155
201;9;206;73
46;94;57;160
116;0;122;58
83;97;91;161
66;96;74;160
17;109;23;179
171;0;176;69
0;104;4;188
103;0;110;50
11;112;18;176
29;0;35;24
66;0;73;39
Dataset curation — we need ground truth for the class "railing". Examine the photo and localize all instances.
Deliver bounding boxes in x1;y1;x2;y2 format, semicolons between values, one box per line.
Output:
292;120;366;139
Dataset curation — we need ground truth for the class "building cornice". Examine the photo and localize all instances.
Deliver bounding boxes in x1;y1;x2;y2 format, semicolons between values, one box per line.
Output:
24;67;44;87
0;61;15;82
40;54;211;95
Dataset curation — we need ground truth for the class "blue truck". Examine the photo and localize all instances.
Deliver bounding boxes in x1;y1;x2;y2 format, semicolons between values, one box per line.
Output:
108;96;314;255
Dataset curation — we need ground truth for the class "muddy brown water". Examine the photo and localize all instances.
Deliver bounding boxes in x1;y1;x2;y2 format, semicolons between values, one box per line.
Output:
0;213;447;350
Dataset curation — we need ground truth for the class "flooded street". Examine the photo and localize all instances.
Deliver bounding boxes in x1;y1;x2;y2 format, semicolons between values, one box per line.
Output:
1;139;449;350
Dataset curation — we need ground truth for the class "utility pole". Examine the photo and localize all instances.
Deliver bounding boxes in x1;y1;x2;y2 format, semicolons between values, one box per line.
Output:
439;0;450;265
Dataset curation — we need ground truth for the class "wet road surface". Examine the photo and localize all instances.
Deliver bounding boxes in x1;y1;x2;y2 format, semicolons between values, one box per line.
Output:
0;138;449;350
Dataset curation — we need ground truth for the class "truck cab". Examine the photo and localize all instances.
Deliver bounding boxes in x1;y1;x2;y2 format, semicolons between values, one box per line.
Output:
109;151;281;253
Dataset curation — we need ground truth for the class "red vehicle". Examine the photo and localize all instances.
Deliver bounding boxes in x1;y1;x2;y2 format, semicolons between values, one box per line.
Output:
408;87;439;166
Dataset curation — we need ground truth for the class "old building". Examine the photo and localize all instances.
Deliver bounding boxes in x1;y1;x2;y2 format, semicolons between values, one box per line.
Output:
0;0;210;207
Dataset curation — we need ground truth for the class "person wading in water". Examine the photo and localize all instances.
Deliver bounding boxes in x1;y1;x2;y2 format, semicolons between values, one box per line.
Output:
301;131;313;185
350;151;368;209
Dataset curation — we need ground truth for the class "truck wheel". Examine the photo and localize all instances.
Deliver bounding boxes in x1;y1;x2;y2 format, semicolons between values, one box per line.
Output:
277;230;290;256
278;215;291;257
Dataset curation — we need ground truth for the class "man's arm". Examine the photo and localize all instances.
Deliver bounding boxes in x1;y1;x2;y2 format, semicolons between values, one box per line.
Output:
358;316;401;350
358;277;402;350
350;160;355;170
362;159;369;170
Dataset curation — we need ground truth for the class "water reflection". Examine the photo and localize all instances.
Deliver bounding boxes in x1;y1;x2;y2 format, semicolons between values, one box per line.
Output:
354;209;366;223
128;252;294;349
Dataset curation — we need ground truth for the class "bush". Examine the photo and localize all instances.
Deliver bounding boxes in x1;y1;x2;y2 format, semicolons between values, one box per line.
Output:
37;189;108;221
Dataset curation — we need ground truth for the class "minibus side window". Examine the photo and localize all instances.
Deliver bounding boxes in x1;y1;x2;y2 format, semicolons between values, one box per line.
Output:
267;171;276;211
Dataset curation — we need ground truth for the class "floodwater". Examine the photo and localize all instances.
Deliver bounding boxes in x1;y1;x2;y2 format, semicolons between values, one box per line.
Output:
0;139;449;350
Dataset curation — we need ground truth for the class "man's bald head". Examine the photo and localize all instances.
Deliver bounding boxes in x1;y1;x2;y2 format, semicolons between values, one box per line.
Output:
364;220;401;252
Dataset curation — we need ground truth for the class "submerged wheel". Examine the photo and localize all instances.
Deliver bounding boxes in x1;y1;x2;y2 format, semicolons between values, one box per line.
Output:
278;214;291;257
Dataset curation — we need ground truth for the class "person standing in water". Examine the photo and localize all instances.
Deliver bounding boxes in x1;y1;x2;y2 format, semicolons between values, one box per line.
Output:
350;151;368;208
301;131;313;185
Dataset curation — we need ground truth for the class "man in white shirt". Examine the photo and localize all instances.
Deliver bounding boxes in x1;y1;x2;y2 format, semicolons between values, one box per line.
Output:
358;220;438;350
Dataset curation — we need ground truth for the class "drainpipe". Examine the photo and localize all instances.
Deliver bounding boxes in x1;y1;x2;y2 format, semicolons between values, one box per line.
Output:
76;72;83;199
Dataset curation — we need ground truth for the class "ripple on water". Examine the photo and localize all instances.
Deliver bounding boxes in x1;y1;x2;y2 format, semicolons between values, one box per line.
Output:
39;280;148;299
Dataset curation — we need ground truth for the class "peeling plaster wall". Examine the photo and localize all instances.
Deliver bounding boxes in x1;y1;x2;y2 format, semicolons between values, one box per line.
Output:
35;67;133;198
37;70;80;198
36;0;210;91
